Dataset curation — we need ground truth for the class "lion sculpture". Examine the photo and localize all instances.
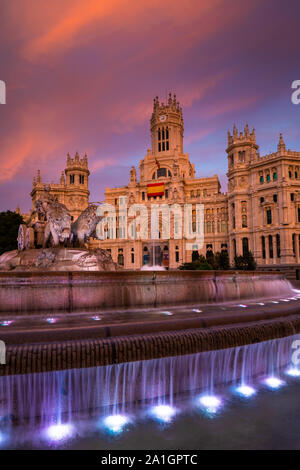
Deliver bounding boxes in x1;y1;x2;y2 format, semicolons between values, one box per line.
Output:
34;191;72;247
71;204;102;247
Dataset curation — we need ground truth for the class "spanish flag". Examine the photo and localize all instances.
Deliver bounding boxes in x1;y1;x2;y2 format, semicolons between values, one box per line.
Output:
147;182;165;197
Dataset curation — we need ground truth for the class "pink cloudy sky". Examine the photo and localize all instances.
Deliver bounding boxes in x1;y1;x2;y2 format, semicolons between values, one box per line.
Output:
0;0;300;212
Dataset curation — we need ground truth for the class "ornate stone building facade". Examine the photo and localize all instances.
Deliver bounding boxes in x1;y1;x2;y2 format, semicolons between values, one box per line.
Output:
29;152;90;222
98;94;300;277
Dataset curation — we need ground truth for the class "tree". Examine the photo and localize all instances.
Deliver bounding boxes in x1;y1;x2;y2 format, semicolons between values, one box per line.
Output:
234;250;256;271
0;211;24;255
179;255;213;270
215;250;230;270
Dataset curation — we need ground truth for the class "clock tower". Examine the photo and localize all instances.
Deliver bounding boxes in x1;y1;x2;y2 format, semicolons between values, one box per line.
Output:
150;93;184;155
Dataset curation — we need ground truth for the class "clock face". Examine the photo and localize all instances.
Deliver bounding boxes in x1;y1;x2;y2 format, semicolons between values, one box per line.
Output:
159;115;167;122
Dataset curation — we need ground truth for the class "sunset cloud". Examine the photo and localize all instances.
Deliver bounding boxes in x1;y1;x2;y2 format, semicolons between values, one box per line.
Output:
0;0;299;212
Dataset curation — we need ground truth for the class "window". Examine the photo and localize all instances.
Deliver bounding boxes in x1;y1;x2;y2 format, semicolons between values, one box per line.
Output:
131;248;134;264
273;172;277;180
79;175;84;184
292;234;296;256
242;215;247;228
298;207;300;223
242;237;249;256
260;175;264;184
165;189;168;199
260;197;264;204
291;193;295;201
261;236;266;259
158;126;169;152
289;171;292;178
269;235;273;259
276;234;280;258
175;248;179;263
118;249;124;266
157;167;167;178
273;194;277;203
152;172;156;179
233;239;236;257
70;174;75;184
142;192;145;201
266;209;272;225
295;172;298;179
266;173;270;182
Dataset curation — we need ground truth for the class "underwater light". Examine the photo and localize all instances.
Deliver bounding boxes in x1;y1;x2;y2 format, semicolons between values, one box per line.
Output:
285;368;300;377
235;385;256;397
103;414;129;433
237;304;247;308
46;318;57;324
0;320;12;327
192;309;202;313
198;395;222;413
256;302;265;305
280;299;290;302
264;377;285;389
45;423;74;442
271;301;279;304
92;316;102;321
150;405;177;423
160;311;173;316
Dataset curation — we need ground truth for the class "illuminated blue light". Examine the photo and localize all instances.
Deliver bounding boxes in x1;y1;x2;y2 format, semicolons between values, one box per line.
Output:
237;304;247;308
285;368;300;377
1;320;13;327
160;311;173;316
103;414;129;433
263;377;285;389
235;385;256;397
198;395;222;413
150;405;177;423
192;309;202;313
91;316;102;321
46;318;57;324
45;423;74;442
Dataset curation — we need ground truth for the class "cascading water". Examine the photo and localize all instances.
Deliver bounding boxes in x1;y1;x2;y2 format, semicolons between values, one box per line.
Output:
1;333;299;430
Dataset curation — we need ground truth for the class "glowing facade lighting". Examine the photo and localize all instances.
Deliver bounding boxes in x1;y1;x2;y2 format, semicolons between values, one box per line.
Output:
103;414;129;433
263;377;285;389
235;385;256;397
150;405;177;423
285;368;300;377
45;423;74;442
198;395;222;413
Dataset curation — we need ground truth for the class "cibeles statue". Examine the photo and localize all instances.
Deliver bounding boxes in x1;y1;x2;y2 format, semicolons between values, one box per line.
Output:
2;188;118;272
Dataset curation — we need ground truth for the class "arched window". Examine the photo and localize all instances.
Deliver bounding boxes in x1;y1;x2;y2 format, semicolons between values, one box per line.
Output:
242;215;247;228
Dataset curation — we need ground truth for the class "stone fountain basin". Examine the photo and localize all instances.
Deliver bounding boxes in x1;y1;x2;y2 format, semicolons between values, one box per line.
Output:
0;270;292;313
